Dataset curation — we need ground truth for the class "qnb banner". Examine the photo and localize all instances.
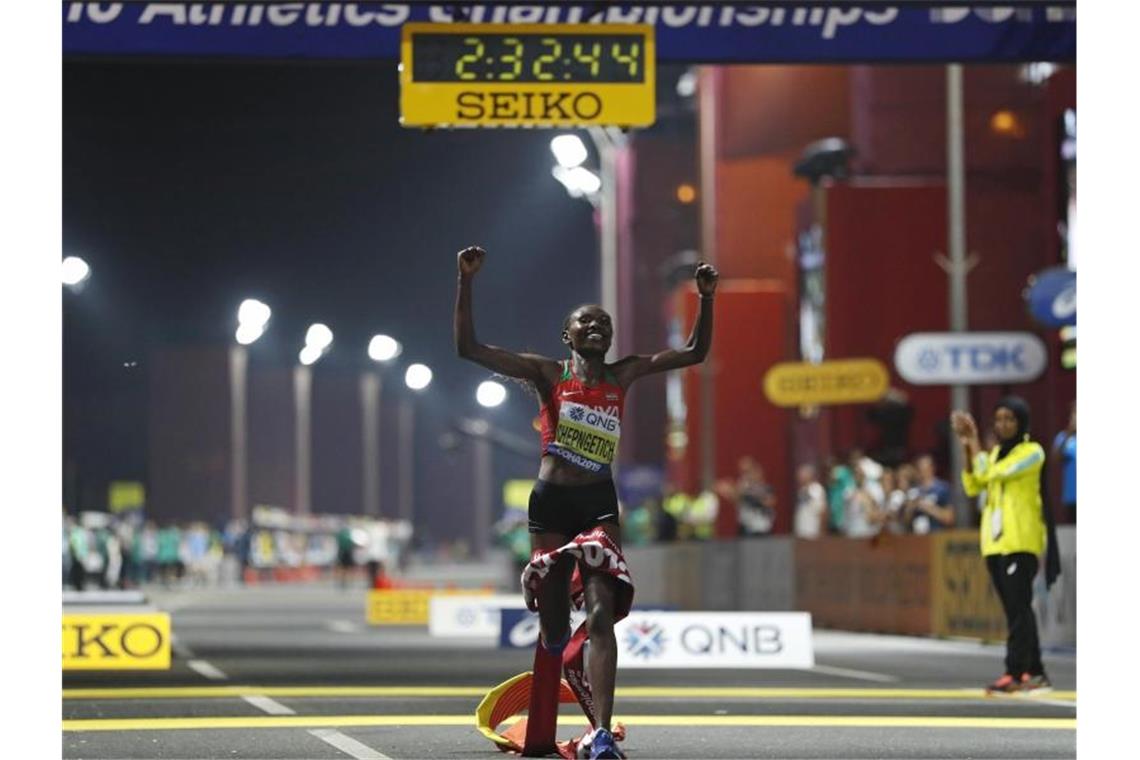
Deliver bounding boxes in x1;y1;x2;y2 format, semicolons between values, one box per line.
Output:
63;3;1075;63
894;331;1049;386
62;613;172;670
618;612;814;668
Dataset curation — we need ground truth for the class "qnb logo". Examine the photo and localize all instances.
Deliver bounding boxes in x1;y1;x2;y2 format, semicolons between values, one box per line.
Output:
569;406;586;422
624;621;667;659
681;624;784;655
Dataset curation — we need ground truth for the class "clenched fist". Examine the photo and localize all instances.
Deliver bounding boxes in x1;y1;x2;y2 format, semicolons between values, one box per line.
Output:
695;262;719;297
457;245;486;277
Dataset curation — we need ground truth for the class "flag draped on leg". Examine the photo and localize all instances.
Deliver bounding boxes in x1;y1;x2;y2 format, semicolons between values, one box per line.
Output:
476;526;634;758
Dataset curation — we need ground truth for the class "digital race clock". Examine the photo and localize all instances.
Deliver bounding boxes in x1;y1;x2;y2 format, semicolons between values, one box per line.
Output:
400;24;656;128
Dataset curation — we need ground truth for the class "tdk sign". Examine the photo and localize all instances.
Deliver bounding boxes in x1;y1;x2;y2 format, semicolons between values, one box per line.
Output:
894;332;1048;385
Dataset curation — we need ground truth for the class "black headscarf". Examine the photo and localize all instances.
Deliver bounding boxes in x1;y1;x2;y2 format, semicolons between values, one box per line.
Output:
994;395;1030;461
994;395;1061;589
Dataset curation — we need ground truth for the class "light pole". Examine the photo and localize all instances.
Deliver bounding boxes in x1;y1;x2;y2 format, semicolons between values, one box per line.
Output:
549;130;622;363
363;334;402;517
295;323;333;516
398;363;432;526
472;380;507;560
230;299;271;523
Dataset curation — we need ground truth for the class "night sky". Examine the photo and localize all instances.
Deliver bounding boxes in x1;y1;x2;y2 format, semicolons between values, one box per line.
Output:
62;59;607;523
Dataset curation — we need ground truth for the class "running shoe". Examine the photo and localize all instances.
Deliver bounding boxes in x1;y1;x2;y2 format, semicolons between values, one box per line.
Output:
589;727;622;760
1019;673;1053;694
985;673;1022;694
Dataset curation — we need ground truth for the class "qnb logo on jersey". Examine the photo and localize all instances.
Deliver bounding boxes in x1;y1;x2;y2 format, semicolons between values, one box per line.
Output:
561;401;620;433
624;621;667;659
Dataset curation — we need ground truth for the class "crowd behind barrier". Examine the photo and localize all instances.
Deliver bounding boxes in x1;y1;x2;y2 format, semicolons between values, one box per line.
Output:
61;506;412;591
621;528;1075;647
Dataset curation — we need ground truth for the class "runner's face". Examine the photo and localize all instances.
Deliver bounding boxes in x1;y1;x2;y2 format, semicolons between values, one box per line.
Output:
564;306;612;356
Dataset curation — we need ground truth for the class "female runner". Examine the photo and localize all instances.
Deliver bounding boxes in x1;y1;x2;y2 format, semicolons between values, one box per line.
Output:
455;245;717;758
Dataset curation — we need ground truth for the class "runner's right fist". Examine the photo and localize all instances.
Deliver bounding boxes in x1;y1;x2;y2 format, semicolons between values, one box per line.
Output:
458;246;486;277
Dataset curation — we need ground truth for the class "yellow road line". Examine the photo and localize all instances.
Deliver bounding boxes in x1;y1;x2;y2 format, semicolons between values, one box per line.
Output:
62;714;1077;733
62;686;1076;702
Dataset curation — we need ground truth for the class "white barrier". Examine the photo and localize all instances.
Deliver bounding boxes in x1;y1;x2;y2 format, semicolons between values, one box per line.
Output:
428;594;524;638
615;612;814;669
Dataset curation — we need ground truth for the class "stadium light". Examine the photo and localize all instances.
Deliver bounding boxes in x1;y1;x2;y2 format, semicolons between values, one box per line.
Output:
368;334;402;363
238;299;271;330
298;344;322;366
568;167;602;195
550;134;588;168
305;323;334;352
476;380;507;408
405;363;433;391
62;256;91;288
235;323;263;345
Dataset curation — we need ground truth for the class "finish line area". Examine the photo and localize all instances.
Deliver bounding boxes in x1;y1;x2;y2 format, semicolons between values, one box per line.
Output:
62;587;1075;759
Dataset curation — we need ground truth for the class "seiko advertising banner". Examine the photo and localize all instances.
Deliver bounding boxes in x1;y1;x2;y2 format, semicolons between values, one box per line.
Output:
62;613;172;670
894;331;1048;386
617;612;814;668
63;3;1075;63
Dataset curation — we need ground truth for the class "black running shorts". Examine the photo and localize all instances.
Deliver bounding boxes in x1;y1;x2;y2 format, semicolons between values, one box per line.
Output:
527;479;621;536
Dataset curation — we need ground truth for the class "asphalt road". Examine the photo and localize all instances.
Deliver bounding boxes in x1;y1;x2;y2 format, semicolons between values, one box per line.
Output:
63;584;1076;759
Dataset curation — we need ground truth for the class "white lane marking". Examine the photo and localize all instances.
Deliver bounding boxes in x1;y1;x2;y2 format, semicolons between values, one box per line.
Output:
187;660;228;681
308;728;392;760
241;695;295;715
808;664;901;683
326;620;362;634
1018;696;1077;709
170;635;194;659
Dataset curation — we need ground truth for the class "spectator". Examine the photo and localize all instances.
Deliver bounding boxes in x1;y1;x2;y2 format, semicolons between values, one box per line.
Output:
880;467;909;535
735;457;776;537
622;499;655;547
905;454;956;534
1052;400;1076;523
951;398;1056;694
849;447;884;483
867;387;914;468
793;464;827;539
844;465;884;538
65;516;87;590
157;523;182;587
335;523;357;588
137;521;159;584
184;522;211;587
657;486;683;542
825;456;853;534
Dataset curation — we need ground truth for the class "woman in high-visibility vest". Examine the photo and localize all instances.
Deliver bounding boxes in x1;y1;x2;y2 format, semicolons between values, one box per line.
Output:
951;397;1052;695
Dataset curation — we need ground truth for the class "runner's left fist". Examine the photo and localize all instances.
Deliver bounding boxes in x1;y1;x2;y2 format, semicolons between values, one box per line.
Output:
695;262;719;297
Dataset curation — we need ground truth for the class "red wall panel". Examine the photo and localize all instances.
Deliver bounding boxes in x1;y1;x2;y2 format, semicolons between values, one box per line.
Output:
669;281;792;532
823;182;950;461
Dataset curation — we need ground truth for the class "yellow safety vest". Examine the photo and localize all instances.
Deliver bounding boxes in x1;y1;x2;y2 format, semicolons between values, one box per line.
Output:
961;441;1046;557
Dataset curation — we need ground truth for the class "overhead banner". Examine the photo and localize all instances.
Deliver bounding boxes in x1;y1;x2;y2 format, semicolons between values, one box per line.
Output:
894;331;1048;385
763;358;889;407
63;4;1076;63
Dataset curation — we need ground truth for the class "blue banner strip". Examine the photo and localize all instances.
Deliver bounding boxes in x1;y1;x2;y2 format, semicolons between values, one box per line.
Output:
63;4;1075;63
